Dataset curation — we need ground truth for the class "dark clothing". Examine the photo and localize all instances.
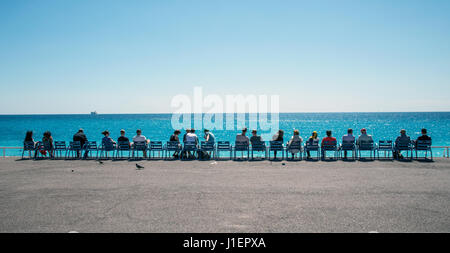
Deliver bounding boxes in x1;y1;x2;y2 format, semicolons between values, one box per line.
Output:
250;136;262;145
118;136;130;143
73;132;88;158
25;137;34;142
170;134;180;143
42;136;53;149
272;135;283;142
73;132;88;147
271;134;283;158
417;135;431;141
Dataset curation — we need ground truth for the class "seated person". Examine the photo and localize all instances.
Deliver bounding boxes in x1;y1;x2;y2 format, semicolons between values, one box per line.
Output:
73;128;88;158
271;130;284;159
235;127;250;145
342;128;355;159
132;129;149;157
39;131;54;158
182;129;199;159
183;128;190;143
356;128;373;146
204;129;215;143
250;129;263;145
185;128;199;144
321;130;337;159
306;131;320;159
117;129;130;145
24;130;36;145
101;130;116;149
287;129;303;159
24;131;36;157
394;129;411;159
416;128;431;142
170;129;181;158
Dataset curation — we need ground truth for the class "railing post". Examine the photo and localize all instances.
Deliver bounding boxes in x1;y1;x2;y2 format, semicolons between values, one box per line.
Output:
3;148;5;158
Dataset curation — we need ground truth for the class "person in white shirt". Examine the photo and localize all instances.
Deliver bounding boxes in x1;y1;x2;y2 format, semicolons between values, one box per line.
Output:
182;128;199;159
342;128;355;159
287;129;303;159
235;127;249;145
185;129;199;145
132;129;149;157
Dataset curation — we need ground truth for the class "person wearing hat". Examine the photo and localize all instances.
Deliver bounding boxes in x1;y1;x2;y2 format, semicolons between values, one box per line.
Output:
306;131;319;159
101;130;116;149
73;128;88;158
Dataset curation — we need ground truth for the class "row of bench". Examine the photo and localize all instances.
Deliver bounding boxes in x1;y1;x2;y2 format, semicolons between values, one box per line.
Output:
22;139;433;161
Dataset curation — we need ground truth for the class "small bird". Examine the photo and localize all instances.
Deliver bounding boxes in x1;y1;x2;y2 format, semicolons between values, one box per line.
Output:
136;163;144;170
98;160;103;164
282;163;286;166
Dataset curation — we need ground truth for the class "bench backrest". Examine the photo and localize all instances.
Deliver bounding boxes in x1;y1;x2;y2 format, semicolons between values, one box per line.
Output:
150;141;163;150
117;141;131;150
269;141;283;151
234;141;249;151
134;141;147;150
217;141;231;150
416;140;432;150
23;141;35;151
166;141;180;151
201;141;215;150
54;141;66;150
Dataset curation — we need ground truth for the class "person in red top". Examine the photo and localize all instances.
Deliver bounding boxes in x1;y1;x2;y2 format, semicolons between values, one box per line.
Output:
321;130;337;159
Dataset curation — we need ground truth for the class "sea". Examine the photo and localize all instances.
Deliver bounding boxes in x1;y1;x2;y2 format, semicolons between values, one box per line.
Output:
1;112;449;156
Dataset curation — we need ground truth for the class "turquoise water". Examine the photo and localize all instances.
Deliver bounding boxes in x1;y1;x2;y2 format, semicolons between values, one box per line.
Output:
1;112;449;156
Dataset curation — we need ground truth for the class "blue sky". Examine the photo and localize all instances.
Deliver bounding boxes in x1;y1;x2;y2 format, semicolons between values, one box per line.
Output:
0;0;449;114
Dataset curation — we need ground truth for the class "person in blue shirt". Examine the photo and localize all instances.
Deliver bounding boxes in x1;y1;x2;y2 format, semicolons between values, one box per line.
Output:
204;129;215;143
101;130;116;149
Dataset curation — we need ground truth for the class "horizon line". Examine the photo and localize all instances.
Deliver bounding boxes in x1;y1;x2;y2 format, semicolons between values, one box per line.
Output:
1;111;450;116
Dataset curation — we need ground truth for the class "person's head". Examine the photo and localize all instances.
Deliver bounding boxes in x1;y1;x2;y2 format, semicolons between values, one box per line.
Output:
174;129;181;135
347;128;353;134
326;130;332;137
185;128;190;133
312;131;318;138
44;131;51;138
204;129;209;134
361;128;367;134
421;128;427;135
190;128;195;133
78;128;84;133
102;130;110;137
25;131;33;140
242;127;248;134
120;129;125;136
136;129;142;135
400;129;406;135
252;129;257;136
278;129;284;137
293;129;299;136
